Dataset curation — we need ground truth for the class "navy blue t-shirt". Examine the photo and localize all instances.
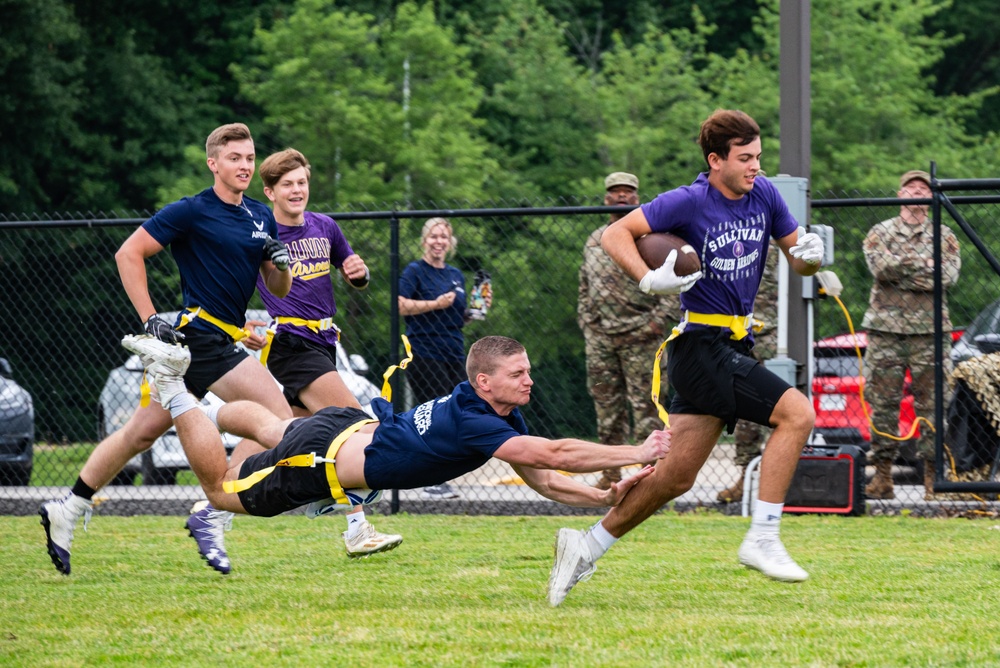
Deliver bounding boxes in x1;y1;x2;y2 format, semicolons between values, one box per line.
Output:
142;188;278;332
398;259;467;361
363;381;528;489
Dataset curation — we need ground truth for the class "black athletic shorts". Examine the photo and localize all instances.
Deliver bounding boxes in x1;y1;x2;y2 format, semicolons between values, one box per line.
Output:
266;332;338;408
180;324;248;399
236;406;371;517
667;328;791;434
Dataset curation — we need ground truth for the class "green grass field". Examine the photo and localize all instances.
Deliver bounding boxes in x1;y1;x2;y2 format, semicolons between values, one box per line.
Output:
4;512;1000;667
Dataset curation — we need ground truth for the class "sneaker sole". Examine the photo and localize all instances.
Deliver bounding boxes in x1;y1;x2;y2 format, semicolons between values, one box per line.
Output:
346;537;403;559
39;507;70;575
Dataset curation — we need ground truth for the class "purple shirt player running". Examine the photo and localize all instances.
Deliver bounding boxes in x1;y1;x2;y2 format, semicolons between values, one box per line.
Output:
256;211;358;348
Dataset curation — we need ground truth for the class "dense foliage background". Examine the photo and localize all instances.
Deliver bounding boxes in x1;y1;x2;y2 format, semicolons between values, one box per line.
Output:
3;0;1000;213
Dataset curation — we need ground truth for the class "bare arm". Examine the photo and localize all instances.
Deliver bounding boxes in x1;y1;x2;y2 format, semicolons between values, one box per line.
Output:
115;227;166;322
492;429;670;472
398;291;455;315
514;464;655;508
260;260;292;298
601;207;654;281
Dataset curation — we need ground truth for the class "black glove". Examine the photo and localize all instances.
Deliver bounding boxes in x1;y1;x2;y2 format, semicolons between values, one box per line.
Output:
145;314;185;343
264;236;290;271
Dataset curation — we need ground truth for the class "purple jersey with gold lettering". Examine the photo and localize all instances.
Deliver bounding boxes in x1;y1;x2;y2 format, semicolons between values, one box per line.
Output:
641;173;798;327
256;211;356;347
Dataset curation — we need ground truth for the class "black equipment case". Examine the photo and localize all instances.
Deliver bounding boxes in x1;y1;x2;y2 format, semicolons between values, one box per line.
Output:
784;444;866;516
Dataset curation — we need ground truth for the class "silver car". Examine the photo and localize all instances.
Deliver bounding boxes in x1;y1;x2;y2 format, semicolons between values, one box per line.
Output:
98;311;381;485
0;357;34;486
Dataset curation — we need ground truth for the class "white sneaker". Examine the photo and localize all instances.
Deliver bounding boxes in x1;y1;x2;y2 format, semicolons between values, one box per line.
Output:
343;520;402;558
305;497;344;519
738;533;809;582
39;493;93;575
121;334;191;377
548;528;596;606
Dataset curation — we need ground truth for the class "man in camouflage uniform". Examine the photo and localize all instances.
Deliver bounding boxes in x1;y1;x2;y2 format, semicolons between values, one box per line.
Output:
578;172;681;490
862;170;961;500
717;242;779;503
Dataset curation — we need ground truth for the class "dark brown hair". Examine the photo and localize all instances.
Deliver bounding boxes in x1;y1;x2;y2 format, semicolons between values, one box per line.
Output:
698;109;760;166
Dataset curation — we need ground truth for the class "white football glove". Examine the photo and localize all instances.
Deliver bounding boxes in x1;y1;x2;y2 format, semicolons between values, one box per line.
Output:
789;227;824;265
638;249;703;295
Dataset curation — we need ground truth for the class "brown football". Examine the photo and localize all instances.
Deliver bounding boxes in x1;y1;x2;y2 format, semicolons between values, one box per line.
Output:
636;233;701;276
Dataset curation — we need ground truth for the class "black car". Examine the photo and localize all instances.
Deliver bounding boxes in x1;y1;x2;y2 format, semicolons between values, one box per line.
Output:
0;357;34;485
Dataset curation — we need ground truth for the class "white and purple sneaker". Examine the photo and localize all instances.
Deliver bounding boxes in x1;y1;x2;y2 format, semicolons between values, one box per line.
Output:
39;493;93;575
185;501;234;575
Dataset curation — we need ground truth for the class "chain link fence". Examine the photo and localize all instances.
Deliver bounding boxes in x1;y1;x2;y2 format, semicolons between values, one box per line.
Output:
1;187;998;516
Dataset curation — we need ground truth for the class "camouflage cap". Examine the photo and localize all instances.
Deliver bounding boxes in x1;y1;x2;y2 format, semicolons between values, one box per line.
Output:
605;172;639;191
900;170;931;189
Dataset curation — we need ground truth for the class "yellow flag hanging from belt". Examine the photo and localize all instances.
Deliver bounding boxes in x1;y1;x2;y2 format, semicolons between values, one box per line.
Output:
380;335;414;402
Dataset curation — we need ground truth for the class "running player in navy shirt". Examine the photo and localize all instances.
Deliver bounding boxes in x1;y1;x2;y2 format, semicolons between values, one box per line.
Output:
549;109;827;606
41;123;295;577
126;335;672;569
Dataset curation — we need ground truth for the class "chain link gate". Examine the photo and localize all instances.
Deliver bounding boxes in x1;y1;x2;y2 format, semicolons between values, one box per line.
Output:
1;185;998;516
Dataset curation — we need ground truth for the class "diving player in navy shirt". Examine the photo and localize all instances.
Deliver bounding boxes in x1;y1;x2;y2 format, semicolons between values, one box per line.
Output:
130;335;672;569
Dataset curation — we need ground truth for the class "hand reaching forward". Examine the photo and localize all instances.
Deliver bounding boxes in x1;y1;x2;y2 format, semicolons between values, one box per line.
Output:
604;465;655;506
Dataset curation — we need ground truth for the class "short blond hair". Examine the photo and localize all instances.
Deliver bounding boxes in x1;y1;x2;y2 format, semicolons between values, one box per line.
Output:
466;336;526;384
205;123;253;158
421;217;458;257
259;148;311;190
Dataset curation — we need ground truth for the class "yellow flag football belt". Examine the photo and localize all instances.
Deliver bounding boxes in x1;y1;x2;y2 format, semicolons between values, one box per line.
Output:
222;418;377;505
178;307;250;343
258;318;341;366
649;311;765;429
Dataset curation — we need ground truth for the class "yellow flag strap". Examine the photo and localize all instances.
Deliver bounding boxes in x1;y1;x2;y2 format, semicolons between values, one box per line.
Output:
651;339;671;428
683;312;760;341
177;307;250;343
258;318;341;367
275;316;340;334
140;371;152;408
222;419;377;505
380;335;414;401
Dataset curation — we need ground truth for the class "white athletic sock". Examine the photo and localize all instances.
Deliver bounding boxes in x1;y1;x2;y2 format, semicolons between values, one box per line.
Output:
584;520;618;559
169;393;200;420
197;402;222;430
750;500;783;537
345;509;366;538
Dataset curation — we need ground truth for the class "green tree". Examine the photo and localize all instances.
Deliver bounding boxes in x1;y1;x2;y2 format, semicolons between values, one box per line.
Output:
467;0;602;199
236;0;496;208
0;0;84;212
592;13;716;194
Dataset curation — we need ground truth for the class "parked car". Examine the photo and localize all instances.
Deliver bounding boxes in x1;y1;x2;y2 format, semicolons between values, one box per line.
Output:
98;311;381;485
951;298;1000;363
0;357;35;485
811;329;964;465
